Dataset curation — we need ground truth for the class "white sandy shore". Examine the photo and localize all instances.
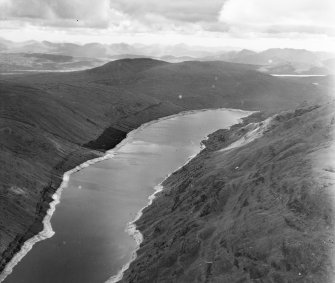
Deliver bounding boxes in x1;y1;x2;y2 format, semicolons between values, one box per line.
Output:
0;107;253;283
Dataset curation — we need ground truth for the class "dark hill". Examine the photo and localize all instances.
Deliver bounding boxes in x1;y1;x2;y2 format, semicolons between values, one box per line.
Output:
129;61;328;110
0;58;333;274
89;58;168;74
86;58;169;85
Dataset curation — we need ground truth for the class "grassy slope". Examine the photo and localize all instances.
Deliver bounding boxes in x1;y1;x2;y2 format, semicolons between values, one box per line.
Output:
122;103;335;283
0;58;332;272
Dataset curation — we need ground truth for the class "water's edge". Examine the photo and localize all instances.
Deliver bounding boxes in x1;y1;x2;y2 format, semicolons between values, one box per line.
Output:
106;110;255;283
106;138;210;283
0;108;252;282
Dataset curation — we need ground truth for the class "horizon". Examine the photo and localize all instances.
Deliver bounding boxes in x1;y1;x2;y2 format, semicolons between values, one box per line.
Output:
1;37;334;55
0;0;334;52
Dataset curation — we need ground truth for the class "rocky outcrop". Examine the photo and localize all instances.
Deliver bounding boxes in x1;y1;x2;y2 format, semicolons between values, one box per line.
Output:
122;103;335;282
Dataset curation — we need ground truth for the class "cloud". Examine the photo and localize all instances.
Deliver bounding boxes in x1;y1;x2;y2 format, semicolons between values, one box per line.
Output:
109;0;225;23
0;0;121;28
219;0;335;36
0;0;228;31
0;0;333;51
4;0;332;37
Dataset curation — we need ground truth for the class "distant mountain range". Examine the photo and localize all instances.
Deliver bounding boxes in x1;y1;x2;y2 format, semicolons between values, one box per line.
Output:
0;38;334;75
200;48;334;75
0;38;221;59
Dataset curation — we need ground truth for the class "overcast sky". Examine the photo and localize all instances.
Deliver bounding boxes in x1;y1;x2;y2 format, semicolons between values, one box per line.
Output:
0;0;334;51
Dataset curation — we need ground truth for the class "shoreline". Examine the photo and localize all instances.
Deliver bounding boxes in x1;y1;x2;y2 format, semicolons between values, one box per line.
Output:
106;143;209;283
270;74;327;77
0;107;253;283
116;104;335;283
106;109;255;283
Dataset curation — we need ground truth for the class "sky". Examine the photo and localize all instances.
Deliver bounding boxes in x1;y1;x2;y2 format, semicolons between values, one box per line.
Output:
0;0;334;51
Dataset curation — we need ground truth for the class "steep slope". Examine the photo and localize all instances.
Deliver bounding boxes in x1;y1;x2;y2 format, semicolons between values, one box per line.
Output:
0;59;332;274
122;102;335;283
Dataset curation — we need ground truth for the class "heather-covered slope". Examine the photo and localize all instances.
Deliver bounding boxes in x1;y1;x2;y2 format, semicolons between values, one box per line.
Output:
0;58;332;274
122;102;335;283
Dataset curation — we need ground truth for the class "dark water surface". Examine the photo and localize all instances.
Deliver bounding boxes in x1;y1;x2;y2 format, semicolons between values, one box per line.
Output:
5;109;251;283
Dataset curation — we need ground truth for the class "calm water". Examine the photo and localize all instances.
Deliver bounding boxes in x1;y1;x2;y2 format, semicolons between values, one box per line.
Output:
5;109;251;283
270;74;327;77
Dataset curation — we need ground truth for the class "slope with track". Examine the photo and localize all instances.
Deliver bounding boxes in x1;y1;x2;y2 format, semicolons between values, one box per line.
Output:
122;103;335;283
0;59;332;274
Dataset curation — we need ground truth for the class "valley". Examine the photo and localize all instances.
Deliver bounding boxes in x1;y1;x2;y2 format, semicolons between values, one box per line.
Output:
0;58;333;281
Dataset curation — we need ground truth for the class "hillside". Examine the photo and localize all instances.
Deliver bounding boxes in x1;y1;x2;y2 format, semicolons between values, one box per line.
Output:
0;59;333;274
122;102;335;282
